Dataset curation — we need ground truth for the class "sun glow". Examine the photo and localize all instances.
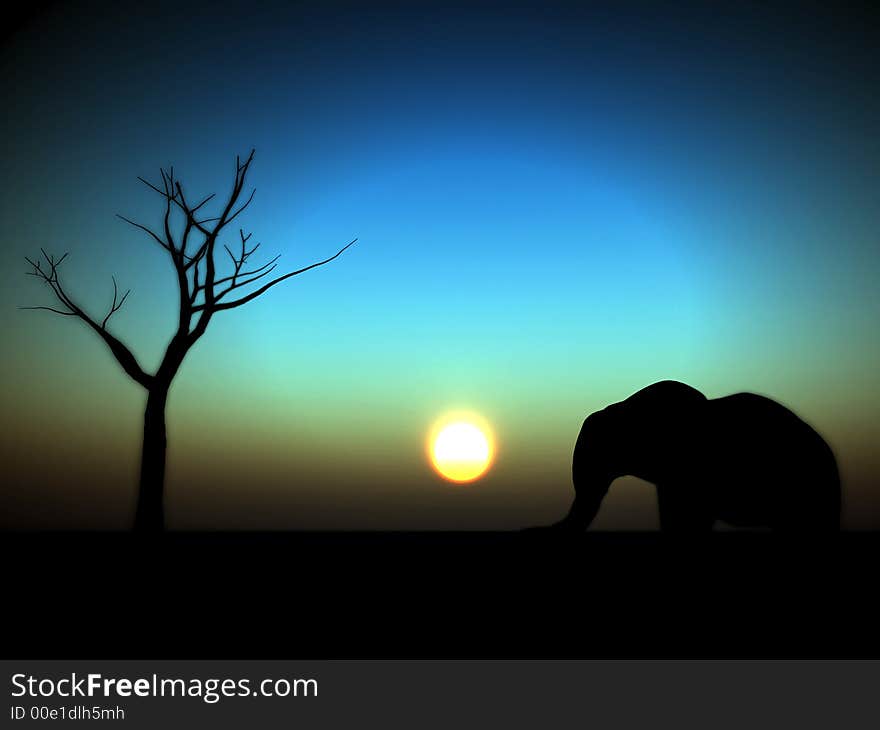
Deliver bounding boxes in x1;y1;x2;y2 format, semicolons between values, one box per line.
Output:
427;413;496;483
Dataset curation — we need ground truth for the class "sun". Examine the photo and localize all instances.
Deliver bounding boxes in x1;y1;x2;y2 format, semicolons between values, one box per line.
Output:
427;413;496;483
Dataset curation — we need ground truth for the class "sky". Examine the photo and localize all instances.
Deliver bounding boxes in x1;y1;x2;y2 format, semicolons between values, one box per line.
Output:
1;0;878;529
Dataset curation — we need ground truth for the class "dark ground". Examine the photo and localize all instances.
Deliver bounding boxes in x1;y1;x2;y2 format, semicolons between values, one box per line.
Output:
3;532;878;658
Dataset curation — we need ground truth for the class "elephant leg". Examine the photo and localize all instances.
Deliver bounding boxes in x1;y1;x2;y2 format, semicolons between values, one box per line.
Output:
656;484;715;533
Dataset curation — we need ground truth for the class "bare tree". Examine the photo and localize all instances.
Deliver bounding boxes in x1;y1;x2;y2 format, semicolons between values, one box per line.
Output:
23;150;356;532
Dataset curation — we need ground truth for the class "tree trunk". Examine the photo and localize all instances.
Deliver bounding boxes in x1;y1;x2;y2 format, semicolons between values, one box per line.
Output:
134;386;169;532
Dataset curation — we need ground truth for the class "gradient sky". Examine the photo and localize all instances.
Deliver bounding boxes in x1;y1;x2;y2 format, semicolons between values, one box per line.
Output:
1;0;878;529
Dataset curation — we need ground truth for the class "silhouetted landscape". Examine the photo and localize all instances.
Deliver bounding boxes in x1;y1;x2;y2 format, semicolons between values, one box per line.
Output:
3;0;880;666
5;530;878;658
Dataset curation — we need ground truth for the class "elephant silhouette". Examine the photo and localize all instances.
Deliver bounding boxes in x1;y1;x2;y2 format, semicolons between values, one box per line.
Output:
554;381;840;532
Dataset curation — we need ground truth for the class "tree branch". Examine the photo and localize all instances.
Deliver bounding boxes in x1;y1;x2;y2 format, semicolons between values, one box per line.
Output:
23;251;153;389
25;150;357;391
194;238;357;312
116;215;173;252
212;254;281;287
101;276;131;330
223;188;256;227
19;305;77;316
